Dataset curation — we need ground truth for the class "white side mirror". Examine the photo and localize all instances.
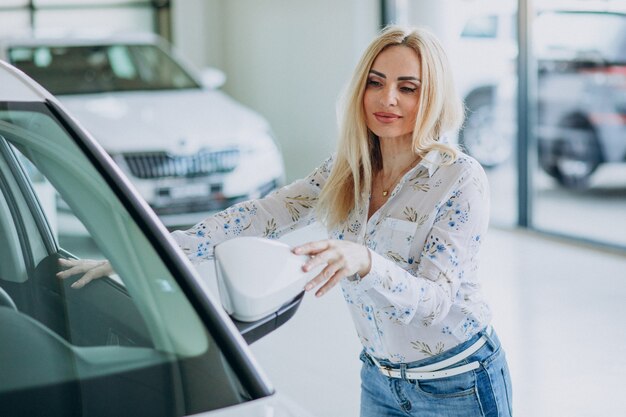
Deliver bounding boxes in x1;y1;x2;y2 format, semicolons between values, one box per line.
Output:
199;67;226;89
214;237;322;322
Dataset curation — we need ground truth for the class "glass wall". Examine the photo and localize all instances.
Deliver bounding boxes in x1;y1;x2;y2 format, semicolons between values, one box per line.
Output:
401;0;625;250
0;0;155;36
532;1;626;248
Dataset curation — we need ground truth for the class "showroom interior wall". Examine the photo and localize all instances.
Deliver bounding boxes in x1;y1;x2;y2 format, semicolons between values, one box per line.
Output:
172;0;380;182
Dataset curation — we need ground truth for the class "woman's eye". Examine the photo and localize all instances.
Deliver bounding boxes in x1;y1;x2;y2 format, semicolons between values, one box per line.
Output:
400;86;417;93
367;79;382;87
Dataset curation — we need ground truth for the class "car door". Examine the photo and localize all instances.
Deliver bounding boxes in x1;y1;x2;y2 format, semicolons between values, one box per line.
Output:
0;101;272;417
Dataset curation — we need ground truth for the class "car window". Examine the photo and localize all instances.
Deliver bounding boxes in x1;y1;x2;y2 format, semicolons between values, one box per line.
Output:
0;103;253;416
461;15;499;38
7;43;200;95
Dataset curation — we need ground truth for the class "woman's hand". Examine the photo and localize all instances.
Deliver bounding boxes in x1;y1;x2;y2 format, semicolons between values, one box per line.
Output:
293;239;371;297
56;258;113;289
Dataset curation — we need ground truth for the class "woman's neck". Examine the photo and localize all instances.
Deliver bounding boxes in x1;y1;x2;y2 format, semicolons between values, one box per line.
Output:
378;135;418;177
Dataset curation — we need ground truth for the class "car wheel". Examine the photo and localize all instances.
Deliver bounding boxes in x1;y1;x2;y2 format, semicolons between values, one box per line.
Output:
460;93;513;168
552;126;601;189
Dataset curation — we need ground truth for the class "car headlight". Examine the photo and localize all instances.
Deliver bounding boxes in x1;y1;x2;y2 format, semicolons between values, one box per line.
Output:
241;130;281;156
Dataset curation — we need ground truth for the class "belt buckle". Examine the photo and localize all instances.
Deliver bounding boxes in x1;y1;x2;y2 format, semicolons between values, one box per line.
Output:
379;365;394;378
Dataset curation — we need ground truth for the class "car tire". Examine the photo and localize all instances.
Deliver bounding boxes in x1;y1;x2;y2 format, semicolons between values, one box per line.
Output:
549;125;602;189
459;92;513;168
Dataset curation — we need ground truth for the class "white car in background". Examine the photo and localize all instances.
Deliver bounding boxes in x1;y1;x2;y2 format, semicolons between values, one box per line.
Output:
451;0;518;168
0;32;285;227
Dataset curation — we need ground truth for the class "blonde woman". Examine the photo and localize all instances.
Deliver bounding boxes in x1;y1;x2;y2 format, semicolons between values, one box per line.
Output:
59;26;512;416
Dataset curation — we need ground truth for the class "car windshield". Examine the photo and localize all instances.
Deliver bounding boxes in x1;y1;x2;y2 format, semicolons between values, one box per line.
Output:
8;43;201;95
535;12;626;62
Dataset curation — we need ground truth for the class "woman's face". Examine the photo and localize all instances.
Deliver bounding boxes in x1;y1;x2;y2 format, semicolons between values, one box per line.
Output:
363;45;421;141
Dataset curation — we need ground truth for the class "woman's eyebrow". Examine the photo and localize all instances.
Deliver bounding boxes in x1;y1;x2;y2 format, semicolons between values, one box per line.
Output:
369;70;420;82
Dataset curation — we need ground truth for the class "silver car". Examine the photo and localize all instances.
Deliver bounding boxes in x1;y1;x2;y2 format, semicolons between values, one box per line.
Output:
0;32;285;226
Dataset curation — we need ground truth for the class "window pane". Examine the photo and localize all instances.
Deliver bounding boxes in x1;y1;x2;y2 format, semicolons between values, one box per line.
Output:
532;9;626;247
0;11;30;38
0;0;29;6
34;8;153;33
461;15;499;38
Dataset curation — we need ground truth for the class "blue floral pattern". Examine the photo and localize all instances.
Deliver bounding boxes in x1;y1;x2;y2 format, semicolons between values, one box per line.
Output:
171;151;492;363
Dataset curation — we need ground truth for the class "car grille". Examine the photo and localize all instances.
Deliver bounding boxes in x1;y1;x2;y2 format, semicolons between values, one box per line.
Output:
123;149;240;179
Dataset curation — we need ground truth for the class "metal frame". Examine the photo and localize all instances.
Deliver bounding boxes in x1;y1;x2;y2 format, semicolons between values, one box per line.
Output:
0;0;172;41
517;0;533;228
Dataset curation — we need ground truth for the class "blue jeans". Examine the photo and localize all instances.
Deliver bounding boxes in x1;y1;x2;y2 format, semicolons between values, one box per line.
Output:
359;328;513;417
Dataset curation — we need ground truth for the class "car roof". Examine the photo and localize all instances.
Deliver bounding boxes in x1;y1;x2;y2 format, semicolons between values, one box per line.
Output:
0;60;49;102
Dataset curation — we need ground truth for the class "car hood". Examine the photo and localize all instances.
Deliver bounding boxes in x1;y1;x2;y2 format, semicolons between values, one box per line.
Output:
58;89;270;154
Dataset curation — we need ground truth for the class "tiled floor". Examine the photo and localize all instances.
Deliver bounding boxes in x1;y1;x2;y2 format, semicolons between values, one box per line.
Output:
249;224;626;417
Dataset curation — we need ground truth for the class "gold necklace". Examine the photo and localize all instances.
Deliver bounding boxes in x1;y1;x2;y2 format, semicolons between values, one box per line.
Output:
380;156;420;197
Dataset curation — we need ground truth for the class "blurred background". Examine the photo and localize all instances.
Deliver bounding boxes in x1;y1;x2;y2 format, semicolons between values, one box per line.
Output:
1;0;625;416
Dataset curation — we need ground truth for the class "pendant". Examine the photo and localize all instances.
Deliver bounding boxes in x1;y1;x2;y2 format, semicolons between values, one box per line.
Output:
382;190;388;197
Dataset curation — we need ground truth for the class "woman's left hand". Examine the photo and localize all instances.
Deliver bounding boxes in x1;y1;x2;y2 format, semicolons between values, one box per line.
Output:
293;239;371;297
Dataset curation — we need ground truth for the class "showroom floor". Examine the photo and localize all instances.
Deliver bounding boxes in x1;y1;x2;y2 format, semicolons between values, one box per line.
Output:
248;224;626;417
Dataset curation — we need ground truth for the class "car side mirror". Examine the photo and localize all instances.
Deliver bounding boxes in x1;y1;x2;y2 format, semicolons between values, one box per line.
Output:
214;237;322;343
199;67;226;89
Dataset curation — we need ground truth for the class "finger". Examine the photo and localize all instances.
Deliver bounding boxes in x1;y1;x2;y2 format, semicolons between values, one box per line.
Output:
304;262;342;291
315;267;349;297
56;263;95;279
70;267;103;289
302;249;341;272
292;240;330;256
58;258;79;267
56;265;85;279
57;259;105;279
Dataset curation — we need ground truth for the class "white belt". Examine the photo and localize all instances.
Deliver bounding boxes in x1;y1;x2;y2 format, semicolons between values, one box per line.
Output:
369;327;492;381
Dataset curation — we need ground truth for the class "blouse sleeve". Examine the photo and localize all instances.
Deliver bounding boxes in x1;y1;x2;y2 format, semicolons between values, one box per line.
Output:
170;156;333;264
348;160;490;327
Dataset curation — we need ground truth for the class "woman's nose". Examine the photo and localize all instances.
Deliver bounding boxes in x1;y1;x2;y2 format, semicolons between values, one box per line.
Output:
380;87;398;107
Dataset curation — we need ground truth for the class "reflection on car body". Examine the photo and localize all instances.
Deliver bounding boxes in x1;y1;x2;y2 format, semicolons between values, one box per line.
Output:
0;32;285;226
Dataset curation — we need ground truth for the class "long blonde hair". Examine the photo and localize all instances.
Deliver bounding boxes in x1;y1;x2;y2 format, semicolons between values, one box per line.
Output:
316;26;463;230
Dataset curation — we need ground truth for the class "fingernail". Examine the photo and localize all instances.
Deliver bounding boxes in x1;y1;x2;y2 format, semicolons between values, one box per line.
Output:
304;283;312;291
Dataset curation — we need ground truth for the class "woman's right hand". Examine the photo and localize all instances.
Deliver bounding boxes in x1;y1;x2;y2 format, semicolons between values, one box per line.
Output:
56;258;113;289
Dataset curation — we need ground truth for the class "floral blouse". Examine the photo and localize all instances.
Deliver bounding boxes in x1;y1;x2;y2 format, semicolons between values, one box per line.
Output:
171;150;492;363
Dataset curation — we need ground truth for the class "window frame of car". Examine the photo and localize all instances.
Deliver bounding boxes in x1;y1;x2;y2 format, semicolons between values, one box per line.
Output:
0;99;274;401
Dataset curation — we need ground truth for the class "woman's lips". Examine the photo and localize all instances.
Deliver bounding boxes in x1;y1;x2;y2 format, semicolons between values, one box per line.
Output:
373;112;401;123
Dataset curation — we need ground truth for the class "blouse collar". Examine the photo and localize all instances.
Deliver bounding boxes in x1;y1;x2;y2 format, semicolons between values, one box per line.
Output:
417;149;443;177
